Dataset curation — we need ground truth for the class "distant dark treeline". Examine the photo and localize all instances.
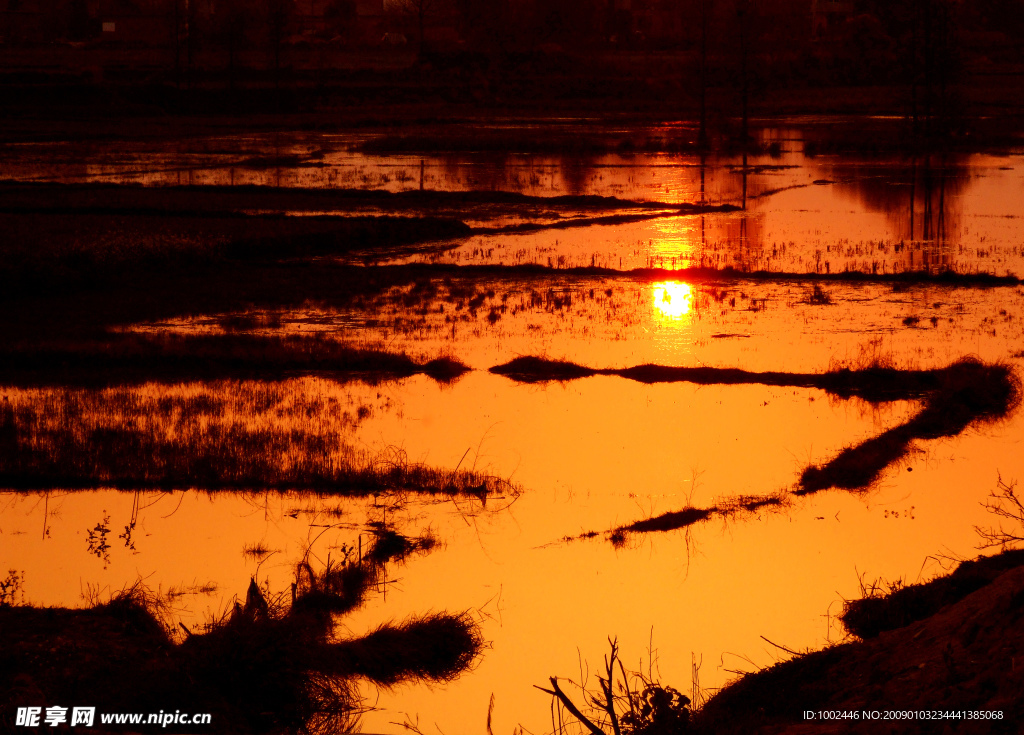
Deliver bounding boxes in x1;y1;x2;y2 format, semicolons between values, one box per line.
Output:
1;0;1022;103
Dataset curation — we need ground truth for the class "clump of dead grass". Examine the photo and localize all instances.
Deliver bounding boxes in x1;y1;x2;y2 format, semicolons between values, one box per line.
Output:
0;382;516;497
1;528;481;734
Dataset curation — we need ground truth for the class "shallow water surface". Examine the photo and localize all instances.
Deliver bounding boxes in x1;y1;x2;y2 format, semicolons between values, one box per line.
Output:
3;120;1024;733
5;124;1023;275
4;365;1023;731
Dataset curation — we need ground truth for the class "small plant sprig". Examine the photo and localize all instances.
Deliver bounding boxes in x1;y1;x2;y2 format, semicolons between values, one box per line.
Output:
0;569;25;607
975;474;1024;550
536;637;692;735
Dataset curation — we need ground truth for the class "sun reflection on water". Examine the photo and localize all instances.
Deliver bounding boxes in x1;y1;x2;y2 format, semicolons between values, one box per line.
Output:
651;281;693;320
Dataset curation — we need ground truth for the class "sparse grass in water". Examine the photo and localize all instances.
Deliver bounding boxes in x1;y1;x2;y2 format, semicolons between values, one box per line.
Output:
0;381;517;496
241;542;276;561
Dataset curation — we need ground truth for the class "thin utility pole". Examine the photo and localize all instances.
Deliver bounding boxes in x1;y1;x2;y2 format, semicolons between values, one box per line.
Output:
910;0;919;135
174;0;180;89
737;0;749;146
923;0;933;136
699;0;708;148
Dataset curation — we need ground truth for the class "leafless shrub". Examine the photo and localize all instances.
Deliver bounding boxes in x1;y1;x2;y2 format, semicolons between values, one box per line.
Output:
975;474;1024;550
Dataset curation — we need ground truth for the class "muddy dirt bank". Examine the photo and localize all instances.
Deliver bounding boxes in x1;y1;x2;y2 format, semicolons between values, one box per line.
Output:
691;551;1024;734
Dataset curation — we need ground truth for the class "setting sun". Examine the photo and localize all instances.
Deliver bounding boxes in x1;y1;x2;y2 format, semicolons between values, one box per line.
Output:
652;281;693;319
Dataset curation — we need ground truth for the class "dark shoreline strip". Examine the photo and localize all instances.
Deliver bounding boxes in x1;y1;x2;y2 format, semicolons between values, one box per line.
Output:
0;180;694;212
472;204;738;235
0;333;469;387
568;493;788;546
371;263;1022;287
489;355;957;402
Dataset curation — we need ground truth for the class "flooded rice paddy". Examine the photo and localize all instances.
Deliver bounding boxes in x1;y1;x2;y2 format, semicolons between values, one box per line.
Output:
5;121;1024;275
3;120;1024;733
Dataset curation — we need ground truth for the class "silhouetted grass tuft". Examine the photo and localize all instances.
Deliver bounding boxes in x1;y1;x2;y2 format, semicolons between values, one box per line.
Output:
364;526;438;565
323;613;483;686
1;552;482;733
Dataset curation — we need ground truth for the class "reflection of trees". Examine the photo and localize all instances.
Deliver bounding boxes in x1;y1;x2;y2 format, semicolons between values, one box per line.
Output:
437;150;599;196
440;153;510;192
558;154;595;196
818;156;969;271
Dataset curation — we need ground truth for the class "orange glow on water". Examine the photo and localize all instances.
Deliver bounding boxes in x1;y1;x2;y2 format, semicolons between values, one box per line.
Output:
5;131;1024;734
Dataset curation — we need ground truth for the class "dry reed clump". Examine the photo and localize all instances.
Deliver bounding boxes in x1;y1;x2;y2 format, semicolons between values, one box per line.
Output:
1;528;483;734
322;612;483;686
537;638;693;735
292;525;438;621
976;475;1024;550
0;382;515;496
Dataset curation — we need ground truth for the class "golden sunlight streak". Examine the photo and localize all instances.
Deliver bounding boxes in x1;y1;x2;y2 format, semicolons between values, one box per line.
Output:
651;281;692;320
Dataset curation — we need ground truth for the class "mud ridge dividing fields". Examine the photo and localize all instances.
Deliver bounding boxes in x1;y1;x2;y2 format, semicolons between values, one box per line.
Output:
497;356;1021;544
687;551;1024;735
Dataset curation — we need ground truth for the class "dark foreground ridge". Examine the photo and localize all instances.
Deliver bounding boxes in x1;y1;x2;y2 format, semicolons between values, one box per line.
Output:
689;550;1024;734
539;549;1024;734
0;527;481;734
841;548;1024;640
